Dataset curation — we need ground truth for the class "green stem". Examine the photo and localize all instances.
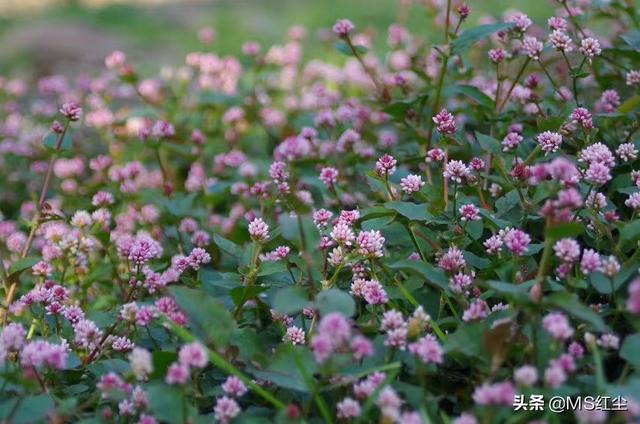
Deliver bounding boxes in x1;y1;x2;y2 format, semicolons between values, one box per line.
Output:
496;58;531;112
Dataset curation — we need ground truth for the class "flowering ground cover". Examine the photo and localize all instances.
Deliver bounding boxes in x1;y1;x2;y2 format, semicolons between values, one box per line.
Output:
1;1;640;423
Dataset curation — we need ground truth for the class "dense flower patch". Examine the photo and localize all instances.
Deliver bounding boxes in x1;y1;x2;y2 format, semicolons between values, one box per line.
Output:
1;1;640;423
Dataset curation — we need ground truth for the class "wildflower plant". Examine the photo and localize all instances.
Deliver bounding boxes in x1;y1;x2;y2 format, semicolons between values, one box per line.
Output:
1;1;640;423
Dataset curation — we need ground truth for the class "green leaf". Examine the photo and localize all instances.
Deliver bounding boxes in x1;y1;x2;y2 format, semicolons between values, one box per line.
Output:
230;285;268;306
10;394;55;424
462;250;489;269
8;257;39;276
618;219;640;250
619;95;640;114
198;92;239;106
621;30;640;51
475;132;501;154
251;344;317;393
149;351;177;380
213;234;243;257
389;260;450;293
335;41;368;56
257;260;288;277
43;131;72;151
164;193;196;217
147;385;190;424
445;85;494;109
589;272;613;294
316;289;355;317
383;101;414;119
544;222;584;240
272;286;310;314
547;292;609;332
445;322;487;357
486;280;532;301
464;220;484;240
451;22;515;54
384;201;432;221
170;286;236;347
620;334;640;368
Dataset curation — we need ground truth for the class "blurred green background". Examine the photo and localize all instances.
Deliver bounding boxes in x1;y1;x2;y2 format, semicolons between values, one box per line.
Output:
0;0;552;76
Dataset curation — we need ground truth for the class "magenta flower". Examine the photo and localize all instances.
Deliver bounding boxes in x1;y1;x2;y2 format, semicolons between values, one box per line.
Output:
432;109;457;135
248;217;270;242
332;19;355;37
400;174;424;194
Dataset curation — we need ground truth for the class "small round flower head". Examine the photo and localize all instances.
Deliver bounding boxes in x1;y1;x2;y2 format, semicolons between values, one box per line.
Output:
537;131;562;154
318;312;351;344
462;299;489;322
585;191;607;210
459;204;480;221
310;333;333;363
333;19;355;37
350;335;374;360
457;3;470;18
408;334;443;364
502;132;522;151
549;30;574;52
362;279;389;305
376;154;397;177
319;167;339;187
514;365;538;387
331;221;355;246
151;120;175;138
400;174;424;194
426;148;446;162
625;192;640;210
488;48;507;63
626;70;640;86
544;364;567;388
548;16;568;31
617;143;638;162
356;229;385;258
571;107;594;130
221;376;248;397
312;209;333;229
380;309;405;331
503;228;530;256
554;238;581;263
105;50;126;69
432;109;457;135
522;36;543;60
542;312;574;340
443;160;470;184
472;381;515;405
483;234;503;254
470;157;485;171
248;217;270;242
0;323;26;351
178;342;208;369
269;161;289;183
585;162;612;185
438;246;466;272
627;278;640;314
579;37;602;59
129;347;153;380
337;397;361;419
165;362;190;385
453;413;478;424
214;396;241;424
506;12;532;32
580;248;602;274
283;326;306;345
60;101;82;121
